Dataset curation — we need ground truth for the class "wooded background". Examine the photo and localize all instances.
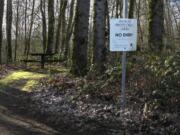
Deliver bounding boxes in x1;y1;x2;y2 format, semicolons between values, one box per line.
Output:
0;0;179;76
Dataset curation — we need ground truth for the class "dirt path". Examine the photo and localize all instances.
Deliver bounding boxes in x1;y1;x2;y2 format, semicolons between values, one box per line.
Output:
0;70;58;135
0;105;60;135
0;86;62;135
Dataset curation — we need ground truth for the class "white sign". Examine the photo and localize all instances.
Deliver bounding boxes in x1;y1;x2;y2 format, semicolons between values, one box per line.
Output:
110;19;137;52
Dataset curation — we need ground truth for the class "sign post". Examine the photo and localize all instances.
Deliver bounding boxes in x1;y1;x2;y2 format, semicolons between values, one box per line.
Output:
110;0;137;110
121;0;128;110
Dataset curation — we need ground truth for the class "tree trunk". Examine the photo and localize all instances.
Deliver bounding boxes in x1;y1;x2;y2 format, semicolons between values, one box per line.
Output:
40;0;47;53
0;0;4;64
54;0;68;54
129;0;135;18
93;0;107;73
60;2;67;56
71;0;90;76
6;0;13;63
26;0;35;58
24;0;28;55
54;0;62;53
64;0;75;60
14;0;20;62
148;0;164;52
46;0;55;53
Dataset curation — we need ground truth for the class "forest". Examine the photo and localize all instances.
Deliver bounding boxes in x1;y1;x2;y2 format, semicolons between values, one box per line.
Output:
0;0;179;135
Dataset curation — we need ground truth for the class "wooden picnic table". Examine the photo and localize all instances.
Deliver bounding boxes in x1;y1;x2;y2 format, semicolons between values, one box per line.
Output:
30;53;56;68
22;53;60;69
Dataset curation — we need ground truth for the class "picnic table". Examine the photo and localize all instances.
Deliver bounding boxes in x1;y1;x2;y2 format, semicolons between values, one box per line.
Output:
22;53;60;68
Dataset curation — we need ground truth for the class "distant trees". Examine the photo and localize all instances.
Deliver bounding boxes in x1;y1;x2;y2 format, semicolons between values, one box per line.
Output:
55;0;68;54
148;0;164;52
6;0;13;63
47;0;55;53
0;0;4;64
25;0;35;58
0;0;179;77
64;0;75;60
71;0;90;76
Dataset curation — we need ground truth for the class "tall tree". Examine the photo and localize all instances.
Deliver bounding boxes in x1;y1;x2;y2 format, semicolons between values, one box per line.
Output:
59;0;68;56
40;0;47;53
26;0;35;57
71;0;90;76
14;0;20;61
6;0;13;63
54;0;68;54
148;0;164;52
0;0;4;64
64;0;75;60
93;0;107;73
24;0;28;55
46;0;55;53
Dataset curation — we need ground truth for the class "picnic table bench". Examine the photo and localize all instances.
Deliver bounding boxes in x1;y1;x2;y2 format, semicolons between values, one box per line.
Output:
22;53;60;68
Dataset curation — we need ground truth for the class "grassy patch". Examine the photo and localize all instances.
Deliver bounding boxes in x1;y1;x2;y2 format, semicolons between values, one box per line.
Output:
0;71;47;92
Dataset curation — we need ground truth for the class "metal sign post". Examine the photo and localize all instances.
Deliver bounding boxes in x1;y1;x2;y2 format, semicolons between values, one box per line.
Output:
110;0;137;110
121;0;128;110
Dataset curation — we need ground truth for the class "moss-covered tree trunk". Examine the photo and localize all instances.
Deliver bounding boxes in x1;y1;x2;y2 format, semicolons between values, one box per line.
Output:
46;0;55;53
71;0;90;76
93;0;107;74
0;0;4;64
6;0;13;63
148;0;164;52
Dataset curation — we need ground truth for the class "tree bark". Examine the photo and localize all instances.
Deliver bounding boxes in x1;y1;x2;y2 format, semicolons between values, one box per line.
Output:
64;0;75;60
71;0;90;76
14;0;20;62
24;0;28;55
129;0;135;18
0;0;4;64
40;0;47;53
26;0;35;58
46;0;55;53
54;0;68;54
93;0;107;73
148;0;164;52
6;0;13;63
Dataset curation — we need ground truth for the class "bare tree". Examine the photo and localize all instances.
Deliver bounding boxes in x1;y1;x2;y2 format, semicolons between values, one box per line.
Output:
64;0;75;60
40;0;47;53
46;0;55;53
93;0;107;73
14;0;20;61
148;0;164;52
24;0;28;55
71;0;90;76
0;0;4;64
6;0;13;63
26;0;35;57
54;0;68;54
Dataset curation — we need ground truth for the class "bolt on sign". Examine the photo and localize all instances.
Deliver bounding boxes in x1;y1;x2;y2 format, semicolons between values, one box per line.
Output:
110;19;137;52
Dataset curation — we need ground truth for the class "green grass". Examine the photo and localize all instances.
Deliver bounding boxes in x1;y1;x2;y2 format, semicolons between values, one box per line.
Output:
0;65;69;92
0;71;47;92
